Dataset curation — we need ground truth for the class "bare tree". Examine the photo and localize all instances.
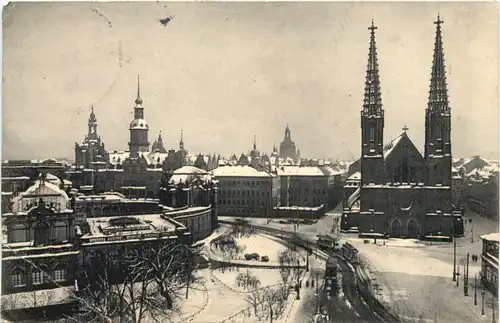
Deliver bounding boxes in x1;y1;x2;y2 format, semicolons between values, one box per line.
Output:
76;239;202;323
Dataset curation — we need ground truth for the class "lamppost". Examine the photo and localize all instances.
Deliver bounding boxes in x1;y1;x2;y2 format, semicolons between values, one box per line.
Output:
306;239;310;272
474;274;478;306
456;266;460;287
453;223;457;281
470;219;474;243
481;288;486;315
464;253;470;296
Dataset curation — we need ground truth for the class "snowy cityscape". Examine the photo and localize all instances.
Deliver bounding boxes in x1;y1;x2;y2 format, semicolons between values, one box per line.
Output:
2;2;499;323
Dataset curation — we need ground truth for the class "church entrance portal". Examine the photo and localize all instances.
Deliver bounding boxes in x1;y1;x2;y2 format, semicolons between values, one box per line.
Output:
407;220;419;238
390;219;401;237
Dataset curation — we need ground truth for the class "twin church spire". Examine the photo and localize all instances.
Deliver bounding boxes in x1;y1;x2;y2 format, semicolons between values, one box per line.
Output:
360;15;452;187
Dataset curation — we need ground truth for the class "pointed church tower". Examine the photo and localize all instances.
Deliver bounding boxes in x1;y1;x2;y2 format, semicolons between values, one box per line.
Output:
425;15;452;187
88;105;98;139
179;130;185;150
129;75;150;158
360;20;385;186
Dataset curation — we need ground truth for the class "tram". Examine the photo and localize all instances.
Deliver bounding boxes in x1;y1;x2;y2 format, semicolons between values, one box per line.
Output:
317;234;339;251
324;256;338;293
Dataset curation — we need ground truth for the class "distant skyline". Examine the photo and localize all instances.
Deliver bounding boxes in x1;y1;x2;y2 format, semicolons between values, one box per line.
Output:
2;2;499;161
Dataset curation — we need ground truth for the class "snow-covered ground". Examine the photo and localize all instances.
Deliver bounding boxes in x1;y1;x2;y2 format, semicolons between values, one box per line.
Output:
347;212;499;323
212;268;283;292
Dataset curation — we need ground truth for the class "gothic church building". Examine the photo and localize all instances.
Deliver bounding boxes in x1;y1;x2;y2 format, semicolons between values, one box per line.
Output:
358;17;463;239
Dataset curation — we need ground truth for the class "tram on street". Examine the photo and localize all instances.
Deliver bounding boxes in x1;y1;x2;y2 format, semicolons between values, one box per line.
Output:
324;256;338;293
317;234;339;251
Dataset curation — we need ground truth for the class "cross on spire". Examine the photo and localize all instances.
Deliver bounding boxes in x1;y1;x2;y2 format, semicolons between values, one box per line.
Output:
434;14;444;27
368;19;378;32
179;129;184;150
402;125;409;132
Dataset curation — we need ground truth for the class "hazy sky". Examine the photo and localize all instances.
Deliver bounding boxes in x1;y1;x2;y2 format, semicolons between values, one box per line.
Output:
3;2;499;161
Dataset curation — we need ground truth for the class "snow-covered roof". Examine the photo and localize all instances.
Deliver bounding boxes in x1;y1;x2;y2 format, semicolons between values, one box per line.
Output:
173;165;208;175
211;165;273;177
109;150;168;167
276;166;325;177
383;133;405;159
170;165;211;184
84;213;177;238
13;180;69;202
348;172;361;181
480;232;500;243
129;118;149;130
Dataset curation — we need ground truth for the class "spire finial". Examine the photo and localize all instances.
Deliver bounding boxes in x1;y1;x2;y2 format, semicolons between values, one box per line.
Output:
253;135;257;150
434;14;444;27
362;19;383;116
135;74;143;105
402;125;409;133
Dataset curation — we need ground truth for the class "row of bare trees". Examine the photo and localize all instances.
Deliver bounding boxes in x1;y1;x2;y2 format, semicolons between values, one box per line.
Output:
71;240;203;323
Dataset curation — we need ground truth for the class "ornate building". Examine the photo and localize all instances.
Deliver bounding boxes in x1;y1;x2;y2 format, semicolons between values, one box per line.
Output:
74;106;108;169
354;18;463;239
2;174;79;303
278;124;300;163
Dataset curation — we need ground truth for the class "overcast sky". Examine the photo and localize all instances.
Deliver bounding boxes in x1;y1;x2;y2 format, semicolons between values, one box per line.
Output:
2;1;499;161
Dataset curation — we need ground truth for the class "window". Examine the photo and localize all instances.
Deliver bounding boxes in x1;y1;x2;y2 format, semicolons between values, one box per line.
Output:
369;125;375;141
54;268;67;282
436;121;442;140
32;267;49;285
11;268;25;287
34;222;50;245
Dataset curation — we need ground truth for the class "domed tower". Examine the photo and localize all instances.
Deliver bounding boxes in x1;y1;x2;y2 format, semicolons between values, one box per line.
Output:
129;75;150;158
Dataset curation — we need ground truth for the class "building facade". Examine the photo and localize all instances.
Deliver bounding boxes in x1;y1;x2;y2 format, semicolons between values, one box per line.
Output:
2;176;79;298
355;18;463;239
277;166;334;207
480;233;499;295
212;165;280;218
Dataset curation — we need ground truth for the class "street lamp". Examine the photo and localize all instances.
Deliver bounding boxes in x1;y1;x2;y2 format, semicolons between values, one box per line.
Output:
453;223;457;282
456;266;460;287
474;274;478;306
481;288;486;315
306;239;310;272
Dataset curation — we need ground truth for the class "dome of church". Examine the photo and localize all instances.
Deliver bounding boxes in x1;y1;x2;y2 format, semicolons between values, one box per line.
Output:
130;118;149;130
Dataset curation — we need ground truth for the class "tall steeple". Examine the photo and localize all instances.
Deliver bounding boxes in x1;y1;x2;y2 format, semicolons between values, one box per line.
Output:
427;15;450;115
179;130;185;150
425;15;452;187
88;104;98;138
363;20;383;116
129;75;149;157
135;74;143;105
360;20;385;186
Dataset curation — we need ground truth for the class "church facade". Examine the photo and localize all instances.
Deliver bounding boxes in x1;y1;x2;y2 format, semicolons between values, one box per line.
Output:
356;18;463;239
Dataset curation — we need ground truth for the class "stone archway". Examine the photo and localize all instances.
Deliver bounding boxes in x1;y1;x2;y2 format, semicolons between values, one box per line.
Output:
407;220;419;238
390;219;402;237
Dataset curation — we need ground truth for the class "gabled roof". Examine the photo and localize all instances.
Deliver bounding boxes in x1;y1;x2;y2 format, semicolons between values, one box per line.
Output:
383;132;424;162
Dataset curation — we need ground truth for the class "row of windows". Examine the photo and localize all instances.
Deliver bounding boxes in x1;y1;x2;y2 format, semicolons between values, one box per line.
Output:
11;267;68;287
287;188;327;194
220;190;271;197
289;179;326;185
219;180;270;187
219;199;268;206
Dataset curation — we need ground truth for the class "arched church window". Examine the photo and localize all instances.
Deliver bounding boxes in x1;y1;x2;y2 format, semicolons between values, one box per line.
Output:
34;222;50;245
436;121;442;140
369;125;375;142
11;268;25;287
